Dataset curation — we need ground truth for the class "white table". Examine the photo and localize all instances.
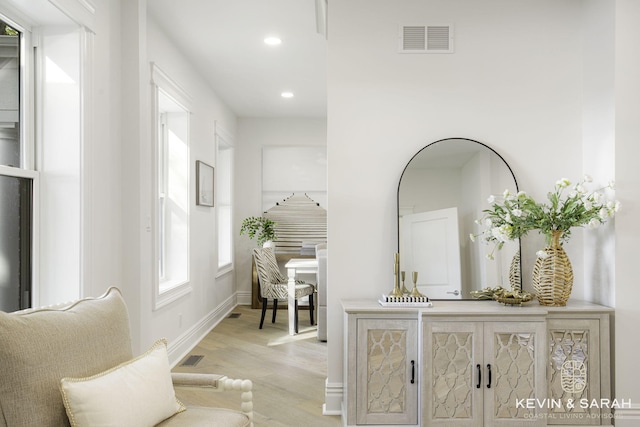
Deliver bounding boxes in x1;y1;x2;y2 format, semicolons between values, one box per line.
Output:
284;258;318;335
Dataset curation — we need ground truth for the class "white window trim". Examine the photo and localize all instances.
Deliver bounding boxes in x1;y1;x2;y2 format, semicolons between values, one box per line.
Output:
215;123;234;277
151;63;192;310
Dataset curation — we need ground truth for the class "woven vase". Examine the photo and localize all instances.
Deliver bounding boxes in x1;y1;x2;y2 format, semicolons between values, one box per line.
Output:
532;230;574;306
509;249;521;291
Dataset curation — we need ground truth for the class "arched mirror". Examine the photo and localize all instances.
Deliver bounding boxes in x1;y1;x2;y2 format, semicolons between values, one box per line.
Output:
397;138;520;299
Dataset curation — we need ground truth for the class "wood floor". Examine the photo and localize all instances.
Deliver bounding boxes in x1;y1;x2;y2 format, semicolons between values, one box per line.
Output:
172;305;342;426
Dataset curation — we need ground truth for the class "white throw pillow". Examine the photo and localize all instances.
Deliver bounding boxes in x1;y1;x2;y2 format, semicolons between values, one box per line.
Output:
59;338;185;427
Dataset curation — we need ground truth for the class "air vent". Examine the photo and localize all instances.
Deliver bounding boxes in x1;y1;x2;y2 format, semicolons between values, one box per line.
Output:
399;24;453;53
180;355;204;367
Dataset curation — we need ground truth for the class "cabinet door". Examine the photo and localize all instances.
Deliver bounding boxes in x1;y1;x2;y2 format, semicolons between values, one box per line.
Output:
355;318;418;425
422;321;484;427
484;321;546;427
547;318;602;425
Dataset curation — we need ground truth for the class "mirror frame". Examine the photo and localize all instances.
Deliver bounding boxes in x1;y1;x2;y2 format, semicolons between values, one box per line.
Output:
397;137;522;298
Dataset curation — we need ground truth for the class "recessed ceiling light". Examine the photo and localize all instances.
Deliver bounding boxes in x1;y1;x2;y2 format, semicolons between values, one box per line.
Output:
281;92;294;98
264;37;282;46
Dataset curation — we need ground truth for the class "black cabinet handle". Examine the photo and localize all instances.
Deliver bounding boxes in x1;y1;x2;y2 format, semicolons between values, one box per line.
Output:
411;360;415;384
476;364;481;389
486;364;492;389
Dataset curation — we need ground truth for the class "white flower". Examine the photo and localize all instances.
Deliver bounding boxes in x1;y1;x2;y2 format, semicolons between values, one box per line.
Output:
584;200;593;211
512;209;523;217
505;213;512;224
484;218;492;227
503;189;510;198
591;192;602;203
587;218;600;229
584;174;593;183
614;200;622;212
487;195;495;204
574;184;585;194
608;180;615;189
491;224;512;243
556;178;571;188
517;191;527;198
469;233;476;242
486;253;494;260
536;250;549;259
599;208;608;220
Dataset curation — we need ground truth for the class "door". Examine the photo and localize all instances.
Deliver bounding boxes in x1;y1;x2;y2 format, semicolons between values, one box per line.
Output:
423;321;484;427
547;318;601;425
356;318;418;425
484;321;546;427
401;207;461;299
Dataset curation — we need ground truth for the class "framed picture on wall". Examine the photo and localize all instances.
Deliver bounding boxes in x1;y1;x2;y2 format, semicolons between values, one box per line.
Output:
196;160;214;207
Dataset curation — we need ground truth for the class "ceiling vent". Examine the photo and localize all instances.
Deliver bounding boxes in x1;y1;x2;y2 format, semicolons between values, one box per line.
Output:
399;24;454;54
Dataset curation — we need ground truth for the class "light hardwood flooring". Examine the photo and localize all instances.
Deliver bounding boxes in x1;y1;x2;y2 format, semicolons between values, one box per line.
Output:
172;305;342;426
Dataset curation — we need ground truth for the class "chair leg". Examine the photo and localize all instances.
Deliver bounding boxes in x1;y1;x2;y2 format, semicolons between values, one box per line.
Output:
272;299;278;323
309;293;315;326
259;298;268;329
294;300;299;334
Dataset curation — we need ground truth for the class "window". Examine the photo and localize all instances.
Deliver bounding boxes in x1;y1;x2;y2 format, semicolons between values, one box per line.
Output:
0;19;21;167
216;128;233;273
0;16;37;311
152;64;191;308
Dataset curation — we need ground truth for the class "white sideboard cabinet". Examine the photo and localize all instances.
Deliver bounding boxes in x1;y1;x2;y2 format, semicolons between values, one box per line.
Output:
342;300;613;427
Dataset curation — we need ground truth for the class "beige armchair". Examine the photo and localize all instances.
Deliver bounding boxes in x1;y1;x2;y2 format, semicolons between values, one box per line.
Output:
0;287;253;427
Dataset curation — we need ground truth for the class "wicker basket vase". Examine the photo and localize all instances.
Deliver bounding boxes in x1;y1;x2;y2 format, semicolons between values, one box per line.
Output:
509;249;521;291
532;230;574;306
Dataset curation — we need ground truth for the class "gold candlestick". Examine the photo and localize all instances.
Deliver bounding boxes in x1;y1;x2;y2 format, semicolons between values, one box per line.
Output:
401;271;410;294
410;271;424;297
388;253;404;297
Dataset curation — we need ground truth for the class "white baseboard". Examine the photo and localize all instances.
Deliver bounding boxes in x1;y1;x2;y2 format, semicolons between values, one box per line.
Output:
236;291;252;306
323;379;344;415
615;405;640;422
167;293;238;367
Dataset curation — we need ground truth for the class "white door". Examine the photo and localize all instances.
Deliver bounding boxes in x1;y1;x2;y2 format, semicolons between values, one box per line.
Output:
401;207;462;299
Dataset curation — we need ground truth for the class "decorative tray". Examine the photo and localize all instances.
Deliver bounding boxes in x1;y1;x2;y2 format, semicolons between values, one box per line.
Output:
378;294;433;308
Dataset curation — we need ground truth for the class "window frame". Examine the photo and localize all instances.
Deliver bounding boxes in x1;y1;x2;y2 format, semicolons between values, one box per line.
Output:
215;124;234;276
0;13;39;308
151;63;192;309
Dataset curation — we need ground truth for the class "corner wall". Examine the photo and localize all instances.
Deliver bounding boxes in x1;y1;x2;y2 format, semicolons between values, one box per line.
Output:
234;117;327;304
326;0;593;414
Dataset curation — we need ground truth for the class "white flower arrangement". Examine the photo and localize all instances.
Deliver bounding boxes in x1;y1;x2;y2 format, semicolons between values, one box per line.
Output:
471;175;620;259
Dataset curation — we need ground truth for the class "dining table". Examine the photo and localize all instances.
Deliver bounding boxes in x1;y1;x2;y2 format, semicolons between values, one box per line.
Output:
284;258;319;335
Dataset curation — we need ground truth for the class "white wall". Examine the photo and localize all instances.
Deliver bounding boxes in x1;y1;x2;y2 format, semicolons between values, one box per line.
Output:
325;0;619;414
123;11;239;359
234;117;326;303
613;1;640;423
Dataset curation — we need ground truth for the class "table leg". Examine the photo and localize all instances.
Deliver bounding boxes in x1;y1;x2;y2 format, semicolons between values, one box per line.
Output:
287;266;296;335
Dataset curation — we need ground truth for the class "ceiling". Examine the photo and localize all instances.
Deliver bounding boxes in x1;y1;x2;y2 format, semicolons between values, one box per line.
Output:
148;0;327;119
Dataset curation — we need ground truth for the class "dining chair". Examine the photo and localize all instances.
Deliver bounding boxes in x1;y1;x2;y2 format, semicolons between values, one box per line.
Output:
252;247;315;333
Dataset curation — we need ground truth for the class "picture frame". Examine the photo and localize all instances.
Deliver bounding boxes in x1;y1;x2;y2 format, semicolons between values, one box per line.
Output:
196;160;214;207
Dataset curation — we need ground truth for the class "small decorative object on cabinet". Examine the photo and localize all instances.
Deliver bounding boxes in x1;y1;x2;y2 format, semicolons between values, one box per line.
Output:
342;300;612;427
509;249;521;290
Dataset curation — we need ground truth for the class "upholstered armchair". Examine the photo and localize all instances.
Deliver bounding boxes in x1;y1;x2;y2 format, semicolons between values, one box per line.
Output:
0;287;253;427
253;247;315;333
